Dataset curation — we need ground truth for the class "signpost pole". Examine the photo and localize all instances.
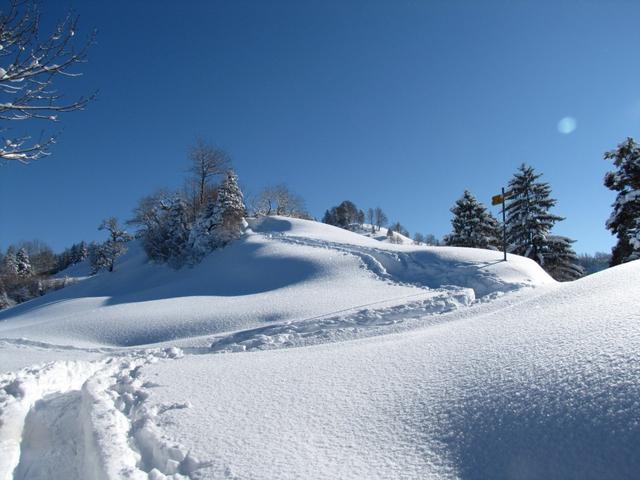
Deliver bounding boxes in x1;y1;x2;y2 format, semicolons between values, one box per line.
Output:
501;187;507;261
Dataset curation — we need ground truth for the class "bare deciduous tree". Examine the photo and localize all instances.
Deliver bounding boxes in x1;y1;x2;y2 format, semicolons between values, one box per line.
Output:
251;184;309;218
188;138;230;211
127;189;173;236
0;0;95;163
374;207;387;232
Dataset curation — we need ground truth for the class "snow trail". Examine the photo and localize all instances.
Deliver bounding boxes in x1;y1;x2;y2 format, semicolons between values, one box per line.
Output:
13;391;85;480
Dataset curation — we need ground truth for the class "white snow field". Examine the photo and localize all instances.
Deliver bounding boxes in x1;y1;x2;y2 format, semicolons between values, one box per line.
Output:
0;217;638;479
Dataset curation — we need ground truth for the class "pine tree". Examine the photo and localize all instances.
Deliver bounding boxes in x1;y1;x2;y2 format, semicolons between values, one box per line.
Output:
505;164;564;264
604;137;640;265
188;170;245;263
88;241;110;274
386;227;394;241
15;248;33;276
164;196;192;267
543;235;584;281
444;190;502;249
2;247;18;275
212;170;246;246
189;197;222;262
0;288;14;310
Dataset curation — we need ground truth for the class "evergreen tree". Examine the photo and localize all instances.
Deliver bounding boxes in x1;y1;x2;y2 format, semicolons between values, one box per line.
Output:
604;137;640;265
543;235;584;281
2;247;18;275
390;221;410;238
189;197;222;262
322;201;359;229
163;196;192;267
444;190;501;249
15;248;33;276
88;241;109;274
188;171;245;263
0;289;13;310
322;208;338;226
70;241;89;264
505;164;563;264
212;170;246;246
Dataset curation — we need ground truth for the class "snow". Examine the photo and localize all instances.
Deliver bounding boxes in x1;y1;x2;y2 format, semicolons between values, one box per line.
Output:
131;261;640;479
0;217;550;348
0;216;638;479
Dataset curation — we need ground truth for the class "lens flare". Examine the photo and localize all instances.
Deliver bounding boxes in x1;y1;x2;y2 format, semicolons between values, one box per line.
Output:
558;117;577;134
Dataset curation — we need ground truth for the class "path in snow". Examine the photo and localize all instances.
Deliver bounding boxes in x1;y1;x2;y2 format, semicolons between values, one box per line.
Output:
266;232;533;297
13;391;85;480
0;348;209;480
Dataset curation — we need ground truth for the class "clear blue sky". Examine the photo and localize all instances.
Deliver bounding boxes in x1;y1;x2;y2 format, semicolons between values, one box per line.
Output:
2;0;639;254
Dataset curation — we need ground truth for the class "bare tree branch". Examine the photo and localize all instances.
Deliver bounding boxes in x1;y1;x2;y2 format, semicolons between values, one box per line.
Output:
188;138;230;210
0;0;95;163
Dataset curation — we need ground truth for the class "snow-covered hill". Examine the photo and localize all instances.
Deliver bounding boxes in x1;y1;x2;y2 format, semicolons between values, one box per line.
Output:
1;217;638;480
0;217;550;351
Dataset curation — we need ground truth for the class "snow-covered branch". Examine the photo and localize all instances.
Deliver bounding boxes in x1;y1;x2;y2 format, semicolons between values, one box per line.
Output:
0;0;95;163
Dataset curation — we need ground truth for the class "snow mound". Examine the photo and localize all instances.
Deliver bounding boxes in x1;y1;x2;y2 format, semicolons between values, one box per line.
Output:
0;217;551;349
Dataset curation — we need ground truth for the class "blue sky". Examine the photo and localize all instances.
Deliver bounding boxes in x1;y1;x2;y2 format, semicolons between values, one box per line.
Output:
1;0;639;254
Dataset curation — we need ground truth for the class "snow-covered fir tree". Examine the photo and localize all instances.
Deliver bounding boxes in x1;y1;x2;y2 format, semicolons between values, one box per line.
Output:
71;241;89;264
189;170;246;262
604;137;640;265
505;164;564;265
163;196;192;267
213;170;246;245
88;241;110;274
15;248;33;276
543;235;584;281
0;289;13;310
444;190;502;250
189;197;222;262
2;247;18;275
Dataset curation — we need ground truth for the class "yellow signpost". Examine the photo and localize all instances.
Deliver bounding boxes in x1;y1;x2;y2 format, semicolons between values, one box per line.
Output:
493;188;513;261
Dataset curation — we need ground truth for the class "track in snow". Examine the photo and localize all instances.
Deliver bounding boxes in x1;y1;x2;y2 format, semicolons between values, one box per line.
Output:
13;391;85;480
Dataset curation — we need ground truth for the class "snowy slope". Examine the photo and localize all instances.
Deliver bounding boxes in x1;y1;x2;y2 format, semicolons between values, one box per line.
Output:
0;217;551;350
352;223;414;244
3;217;636;480
112;260;640;479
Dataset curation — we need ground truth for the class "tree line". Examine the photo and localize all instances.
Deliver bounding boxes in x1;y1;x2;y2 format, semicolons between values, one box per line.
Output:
1;136;638;309
321;201;440;245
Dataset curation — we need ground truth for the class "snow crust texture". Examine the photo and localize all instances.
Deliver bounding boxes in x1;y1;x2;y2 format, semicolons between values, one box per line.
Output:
0;217;637;479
